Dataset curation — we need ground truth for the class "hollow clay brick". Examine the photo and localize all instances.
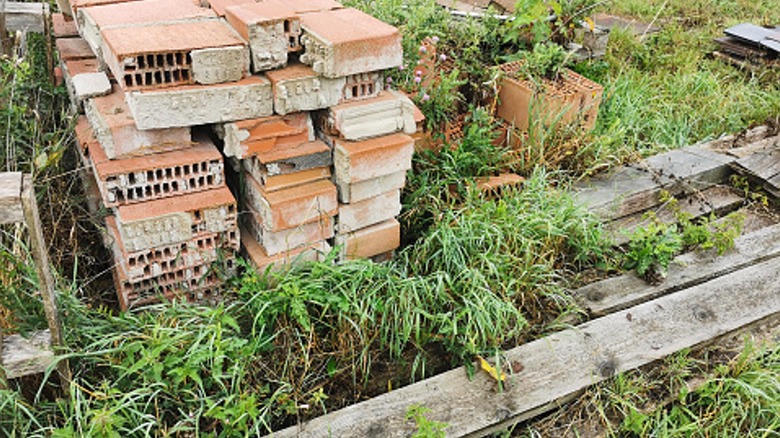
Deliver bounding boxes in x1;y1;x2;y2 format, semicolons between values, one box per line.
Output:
282;0;343;14
56;37;96;61
255;166;331;193
299;8;402;78
101;20;248;89
219;112;313;159
85;88;192;159
225;1;302;72
323;90;417;141
334;218;400;260
265;63;344;115
243;139;331;180
52;13;79;38
333;133;414;184
126;75;273;130
337;189;401;233
70;0;138;14
207;0;253;16
342;72;382;102
74;116;98;156
244;204;334;256
242;226;330;273
337;170;407;204
62;58;103;111
244;176;337;232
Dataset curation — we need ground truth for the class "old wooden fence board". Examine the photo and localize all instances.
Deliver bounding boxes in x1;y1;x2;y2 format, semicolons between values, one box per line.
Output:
267;256;780;437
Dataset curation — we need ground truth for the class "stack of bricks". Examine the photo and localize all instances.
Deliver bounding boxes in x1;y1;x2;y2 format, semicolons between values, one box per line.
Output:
53;0;418;307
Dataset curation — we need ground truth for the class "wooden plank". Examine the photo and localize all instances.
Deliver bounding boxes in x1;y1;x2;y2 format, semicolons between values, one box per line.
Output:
1;330;54;379
1;2;48;33
577;221;780;316
607;186;743;245
0;172;24;224
734;149;780;180
266;257;780;438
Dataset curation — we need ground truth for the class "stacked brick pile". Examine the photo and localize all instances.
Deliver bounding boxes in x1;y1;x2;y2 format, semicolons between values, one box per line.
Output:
52;0;418;308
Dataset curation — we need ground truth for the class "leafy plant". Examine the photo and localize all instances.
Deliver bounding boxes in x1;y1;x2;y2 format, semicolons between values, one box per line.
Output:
406;404;448;437
623;218;683;281
518;42;570;81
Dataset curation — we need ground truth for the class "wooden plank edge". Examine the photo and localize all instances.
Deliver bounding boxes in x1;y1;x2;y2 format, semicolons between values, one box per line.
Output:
1;330;54;379
265;257;780;437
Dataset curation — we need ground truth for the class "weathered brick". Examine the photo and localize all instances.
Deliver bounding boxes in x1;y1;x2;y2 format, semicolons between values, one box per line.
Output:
89;132;225;207
243;139;331;181
115;186;237;252
266;63;344;115
72;72;112;100
337;189;401;232
322;90;417;140
85;88;192;159
56;37;96;61
244;175;337;231
101;20;248;89
258;166;331;192
342;72;382;102
52;13;79;38
225;1;301;72
337;170;406;204
70;0;138;15
62;58;103;110
74;116;98;156
333;133;414;185
218;112;313;159
299;8;402;78
242;227;330;273
244;204;334;256
126;75;273;129
335;218;399;260
282;0;343;13
207;0;253;16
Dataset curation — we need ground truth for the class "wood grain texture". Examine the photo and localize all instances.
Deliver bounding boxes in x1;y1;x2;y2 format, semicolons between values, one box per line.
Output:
0;172;23;224
267;257;780;437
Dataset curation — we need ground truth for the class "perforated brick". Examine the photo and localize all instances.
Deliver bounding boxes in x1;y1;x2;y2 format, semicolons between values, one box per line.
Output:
88;132;224;207
243;204;333;256
85;88;192;159
342;72;382;101
244;176;337;232
334;218;399;260
250;166;331;193
265;63;344;115
243;139;331;181
225;1;302;72
62;58;103;110
115;186;238;252
299;8;402;78
333;133;414;185
337;189;401;233
219;112;313;159
337;170;406;204
322;90;417;141
242;226;330;273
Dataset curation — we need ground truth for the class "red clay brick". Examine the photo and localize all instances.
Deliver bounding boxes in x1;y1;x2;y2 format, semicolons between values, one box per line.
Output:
257;166;331;192
74;116;98;155
333;133;414;184
52;13;79;38
63;58;101;76
337;189;401;232
476;173;525;193
241;226;329;273
244;203;333;256
265;63;344;114
335;218;400;260
82;0;216;28
56;37;96;60
244;176;337;231
221;112;312;158
225;0;302;72
207;0;253;16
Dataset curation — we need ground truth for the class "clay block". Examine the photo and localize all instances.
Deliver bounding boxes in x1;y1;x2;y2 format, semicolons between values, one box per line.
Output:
242;227;330;273
70;0;138;14
333;133;413;186
244;176;337;231
335;218;400;260
281;0;342;14
299;8;402;78
225;1;302;72
89;132;224;207
338;170;407;204
258;167;331;192
78;0;217;62
343;72;382;102
323;90;417;141
266;63;344;115
337;190;401;232
52;13;79;38
126;76;274;129
218;112;313;158
56;37;96;61
243;140;331;181
244;204;334;256
62;58;102;110
85;88;192;159
116;187;237;252
74;116;98;156
207;0;253;16
72;72;112;99
101;20;248;89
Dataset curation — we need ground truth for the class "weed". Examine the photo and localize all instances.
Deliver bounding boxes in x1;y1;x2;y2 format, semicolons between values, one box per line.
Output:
406;404;448;437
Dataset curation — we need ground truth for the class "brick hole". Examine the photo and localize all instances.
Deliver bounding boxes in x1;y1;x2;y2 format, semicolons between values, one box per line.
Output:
124;75;134;87
173;70;181;81
284;20;291;32
154;71;162;84
164;248;171;257
197;176;205;186
189;177;196;187
129;257;137;267
228;204;236;215
194;266;201;276
153;184;161;195
128;173;136;184
200;162;208;172
137;56;145;68
164;71;171;83
174;166;182;177
134;187;143;198
162;182;170;193
144;186;152;196
183;165;191;175
289;36;297;48
156;54;164;66
180;243;186;251
176;53;183;64
171;181;178;191
352;85;358;98
186;53;192;64
368;83;374;94
144;265;150;276
182;70;190;81
146;170;154;181
206;175;214;185
166;53;174;66
145;72;153;85
116;191;126;203
146;54;155;68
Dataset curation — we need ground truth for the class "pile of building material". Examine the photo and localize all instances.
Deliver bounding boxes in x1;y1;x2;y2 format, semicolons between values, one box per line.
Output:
53;0;416;307
714;23;780;67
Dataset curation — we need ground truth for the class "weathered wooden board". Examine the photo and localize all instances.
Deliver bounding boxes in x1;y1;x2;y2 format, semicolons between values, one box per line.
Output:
608;186;743;245
2;2;48;33
577;221;780;316
0;172;24;224
267;257;780;438
1;330;53;379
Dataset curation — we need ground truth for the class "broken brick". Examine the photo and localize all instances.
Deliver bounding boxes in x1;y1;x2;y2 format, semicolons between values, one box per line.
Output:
337;170;407;204
257;167;331;193
55;37;97;61
322;90;417;141
225;1;302;72
52;13;79;38
219;112;313;159
243;139;331;180
243;204;334;256
265;63;345;115
244;175;337;232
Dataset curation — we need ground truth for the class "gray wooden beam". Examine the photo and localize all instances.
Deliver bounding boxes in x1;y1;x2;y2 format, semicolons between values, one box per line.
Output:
1;2;48;34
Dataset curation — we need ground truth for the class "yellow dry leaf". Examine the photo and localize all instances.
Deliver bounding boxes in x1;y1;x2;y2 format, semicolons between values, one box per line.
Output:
477;355;506;382
584;17;596;32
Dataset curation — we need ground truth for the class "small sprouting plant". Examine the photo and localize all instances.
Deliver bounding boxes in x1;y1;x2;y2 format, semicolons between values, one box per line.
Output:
406;404;448;438
415;69;466;132
519;42;570;82
624;218;683;281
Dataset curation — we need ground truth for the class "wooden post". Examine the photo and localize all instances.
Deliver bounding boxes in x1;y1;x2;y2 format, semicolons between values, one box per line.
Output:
20;176;71;393
0;0;11;57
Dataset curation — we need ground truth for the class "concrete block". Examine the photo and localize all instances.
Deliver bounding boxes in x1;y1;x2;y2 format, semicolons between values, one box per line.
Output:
126;75;273;129
89;131;224;207
338;171;407;204
337;190;401;232
299;8;402;78
335;218;400;260
72;72;112;99
225;1;302;72
333;133;414;185
116;186;237;252
101;19;246;89
244;176;337;231
218;112;313;159
243;139;331;180
324;90;417;141
85;88;192;159
242;227;330;273
244;204;334;256
266;63;344;115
